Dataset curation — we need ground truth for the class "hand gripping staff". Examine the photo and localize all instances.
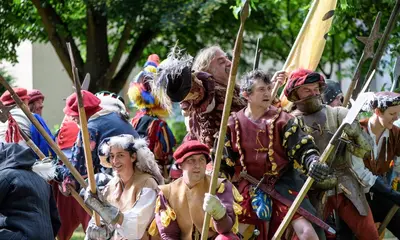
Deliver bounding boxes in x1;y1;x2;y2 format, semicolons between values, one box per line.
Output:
272;92;374;239
0;101;92;216
66;42;101;226
200;1;249;239
0;76;88;190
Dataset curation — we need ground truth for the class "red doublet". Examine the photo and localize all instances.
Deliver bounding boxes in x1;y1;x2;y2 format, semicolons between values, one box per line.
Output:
228;106;293;179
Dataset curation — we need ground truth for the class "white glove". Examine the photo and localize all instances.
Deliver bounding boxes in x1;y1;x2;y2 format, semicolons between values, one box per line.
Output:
203;193;226;221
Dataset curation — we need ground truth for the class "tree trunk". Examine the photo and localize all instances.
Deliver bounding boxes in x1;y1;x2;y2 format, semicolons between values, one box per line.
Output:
85;2;110;92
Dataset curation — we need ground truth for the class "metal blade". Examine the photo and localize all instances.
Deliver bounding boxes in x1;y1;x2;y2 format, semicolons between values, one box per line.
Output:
343;92;374;125
81;73;91;91
360;69;376;94
0;102;14;123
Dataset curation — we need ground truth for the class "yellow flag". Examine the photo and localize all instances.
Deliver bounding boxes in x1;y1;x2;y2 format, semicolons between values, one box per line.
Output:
284;0;337;72
280;0;337;104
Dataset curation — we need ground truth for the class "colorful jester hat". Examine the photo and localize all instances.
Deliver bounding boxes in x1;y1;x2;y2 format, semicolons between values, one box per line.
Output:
128;54;169;118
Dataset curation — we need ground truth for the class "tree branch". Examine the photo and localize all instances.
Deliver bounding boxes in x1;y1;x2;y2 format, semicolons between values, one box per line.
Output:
31;0;84;81
105;23;132;81
111;28;158;92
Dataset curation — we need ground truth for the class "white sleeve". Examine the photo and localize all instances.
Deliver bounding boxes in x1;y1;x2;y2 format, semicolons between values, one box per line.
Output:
351;155;377;192
115;187;157;240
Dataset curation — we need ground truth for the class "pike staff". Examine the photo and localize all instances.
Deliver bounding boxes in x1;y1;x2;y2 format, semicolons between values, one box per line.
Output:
0;75;87;188
200;1;250;239
0;101;92;216
66;42;100;226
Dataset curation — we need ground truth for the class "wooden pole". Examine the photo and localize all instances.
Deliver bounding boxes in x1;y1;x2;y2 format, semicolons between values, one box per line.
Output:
66;43;100;226
200;1;249;239
0;75;87;188
273;0;320;100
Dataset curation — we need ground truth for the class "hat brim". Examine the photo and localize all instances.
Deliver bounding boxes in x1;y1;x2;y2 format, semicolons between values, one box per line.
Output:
175;150;211;164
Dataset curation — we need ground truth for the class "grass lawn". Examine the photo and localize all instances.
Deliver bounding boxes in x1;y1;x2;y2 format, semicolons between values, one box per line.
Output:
70;225;85;240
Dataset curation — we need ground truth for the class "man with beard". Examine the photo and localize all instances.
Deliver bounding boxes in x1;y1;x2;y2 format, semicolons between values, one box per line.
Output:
219;70;329;239
283;69;379;239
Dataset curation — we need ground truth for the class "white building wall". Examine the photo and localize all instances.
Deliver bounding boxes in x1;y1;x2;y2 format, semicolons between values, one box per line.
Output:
32;43;74;131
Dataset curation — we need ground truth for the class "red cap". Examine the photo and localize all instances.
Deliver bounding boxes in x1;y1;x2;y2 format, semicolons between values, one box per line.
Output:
284;69;326;101
173;140;211;164
57;121;79;150
28;89;45;104
1;87;30;106
63;90;102;118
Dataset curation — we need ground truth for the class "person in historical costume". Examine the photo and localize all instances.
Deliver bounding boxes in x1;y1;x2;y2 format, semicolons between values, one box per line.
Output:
0;87;55;157
60;90;139;191
95;91;130;120
322;80;343;107
52;119;92;240
83;134;164;240
283;69;379;239
358;91;400;238
153;45;246;150
128;54;176;180
150;140;242;240
0;142;61;239
28;89;45;116
219;70;330;240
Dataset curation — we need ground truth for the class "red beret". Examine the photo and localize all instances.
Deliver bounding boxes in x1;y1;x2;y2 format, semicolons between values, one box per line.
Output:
284;69;326;101
28;89;45;104
63;90;102;118
173;140;211;164
1;87;30;106
57;121;79;150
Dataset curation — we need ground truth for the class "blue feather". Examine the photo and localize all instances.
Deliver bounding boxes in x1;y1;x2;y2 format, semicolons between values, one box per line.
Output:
141;91;155;104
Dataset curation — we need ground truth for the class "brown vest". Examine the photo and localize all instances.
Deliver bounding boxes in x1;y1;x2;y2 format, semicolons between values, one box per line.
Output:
103;169;158;240
360;118;400;176
158;175;223;240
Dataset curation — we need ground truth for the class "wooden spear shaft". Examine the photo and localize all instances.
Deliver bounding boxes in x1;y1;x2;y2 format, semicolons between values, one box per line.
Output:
273;0;320;100
200;1;249;239
20;130;92;216
0;75;87;188
66;43;100;226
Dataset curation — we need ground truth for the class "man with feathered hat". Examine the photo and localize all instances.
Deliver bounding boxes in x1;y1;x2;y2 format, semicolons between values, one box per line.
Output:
128;54;176;181
83;134;163;240
283;69;378;239
152;46;246;150
150;140;241;239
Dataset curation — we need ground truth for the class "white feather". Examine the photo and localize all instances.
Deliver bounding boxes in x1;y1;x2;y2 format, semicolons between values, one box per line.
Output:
32;161;57;181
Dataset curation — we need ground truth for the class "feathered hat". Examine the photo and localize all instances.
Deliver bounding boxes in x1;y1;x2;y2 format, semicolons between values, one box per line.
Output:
128;54;170;118
98;134;164;184
151;46;193;112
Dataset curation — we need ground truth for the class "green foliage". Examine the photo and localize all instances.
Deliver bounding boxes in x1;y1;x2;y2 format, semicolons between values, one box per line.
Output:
0;0;399;93
166;118;187;148
0;67;15;95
